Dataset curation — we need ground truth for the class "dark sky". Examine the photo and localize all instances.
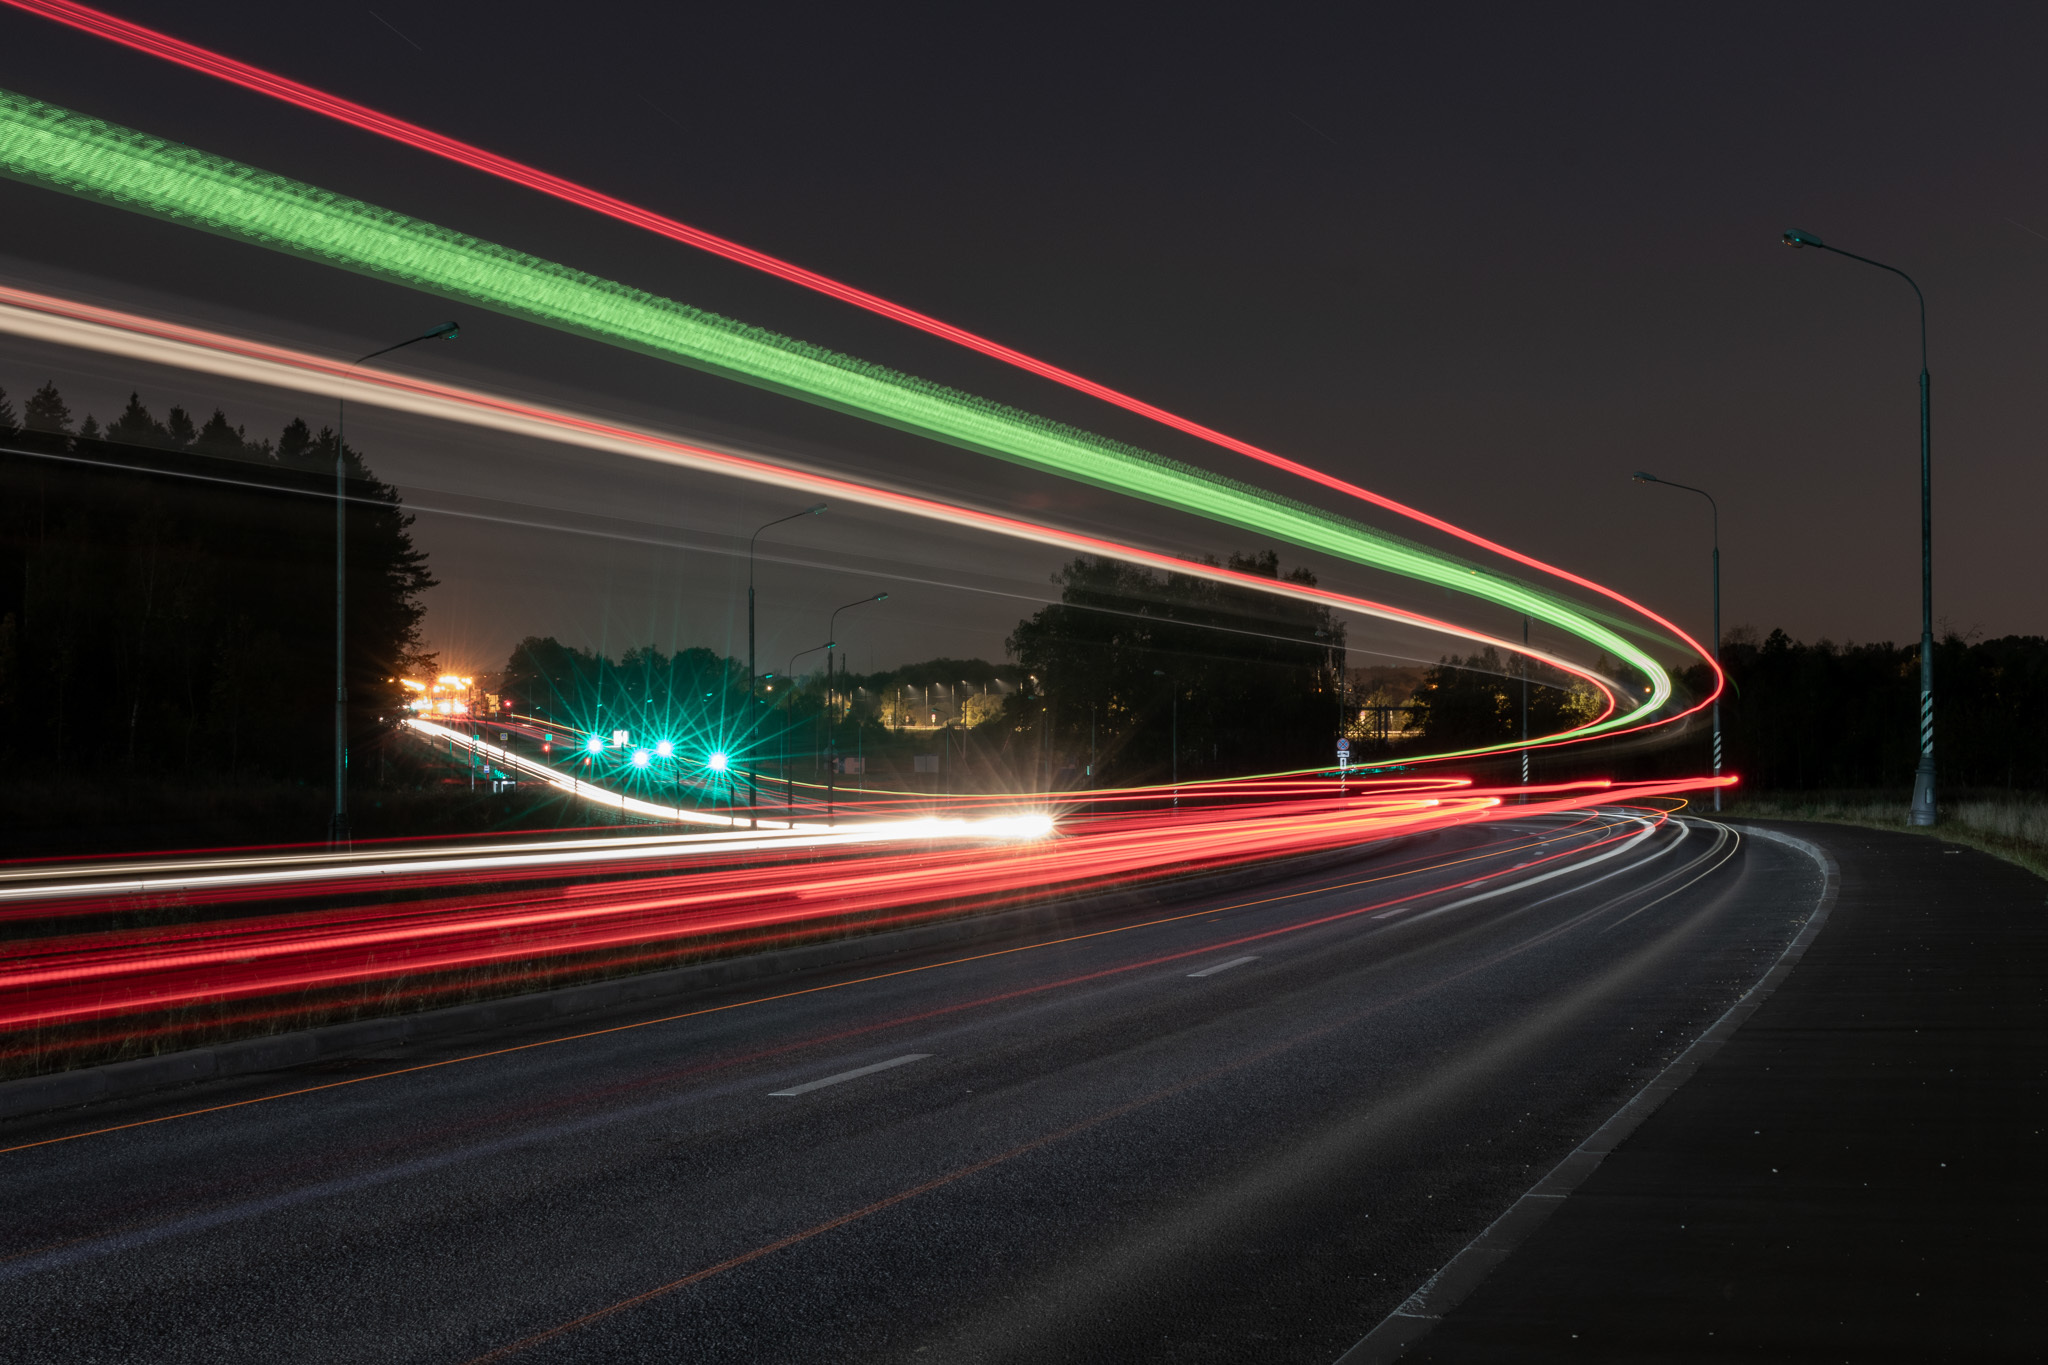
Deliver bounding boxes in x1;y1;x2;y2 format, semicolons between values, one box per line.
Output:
1;1;2043;679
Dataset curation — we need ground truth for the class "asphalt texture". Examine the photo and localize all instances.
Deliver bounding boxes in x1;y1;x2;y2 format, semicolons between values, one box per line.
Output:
1395;822;2047;1363
0;809;1823;1363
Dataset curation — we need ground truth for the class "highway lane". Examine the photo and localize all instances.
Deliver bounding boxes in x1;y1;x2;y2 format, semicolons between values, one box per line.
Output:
0;809;1821;1363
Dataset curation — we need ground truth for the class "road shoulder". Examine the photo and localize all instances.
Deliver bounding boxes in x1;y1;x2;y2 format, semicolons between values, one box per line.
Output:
1345;820;2048;1362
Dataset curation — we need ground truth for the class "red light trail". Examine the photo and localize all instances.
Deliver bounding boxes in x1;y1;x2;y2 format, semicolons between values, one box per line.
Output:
0;0;1722;709
0;778;1726;1062
0;5;1744;1093
0;281;1677;754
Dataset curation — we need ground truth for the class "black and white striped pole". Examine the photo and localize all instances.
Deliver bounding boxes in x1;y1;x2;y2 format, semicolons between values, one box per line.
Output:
1782;229;1935;826
1519;616;1530;794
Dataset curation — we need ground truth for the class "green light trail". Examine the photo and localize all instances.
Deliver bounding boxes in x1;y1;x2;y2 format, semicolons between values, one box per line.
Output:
0;87;1670;735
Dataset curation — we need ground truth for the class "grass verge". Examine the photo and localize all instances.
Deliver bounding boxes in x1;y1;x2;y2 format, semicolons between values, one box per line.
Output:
1720;790;2048;882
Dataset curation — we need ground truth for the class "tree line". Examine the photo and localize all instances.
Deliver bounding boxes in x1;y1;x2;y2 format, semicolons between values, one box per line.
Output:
0;378;433;783
997;552;1343;784
1699;628;2048;792
498;560;2048;797
1399;628;2048;793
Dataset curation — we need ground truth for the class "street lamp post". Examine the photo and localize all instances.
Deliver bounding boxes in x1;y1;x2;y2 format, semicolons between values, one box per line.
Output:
747;504;826;828
824;593;888;822
783;642;832;821
1782;229;1936;826
330;322;459;851
1520;616;1530;797
1152;669;1178;807
1633;472;1722;810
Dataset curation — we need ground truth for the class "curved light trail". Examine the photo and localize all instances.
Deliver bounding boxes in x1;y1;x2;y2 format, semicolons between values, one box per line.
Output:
0;87;1690;742
0;781;1723;1051
1;0;1723;710
0;283;1636;757
0;5;1744;1105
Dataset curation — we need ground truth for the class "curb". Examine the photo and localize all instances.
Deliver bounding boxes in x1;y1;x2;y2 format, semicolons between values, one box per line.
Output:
1333;821;1842;1364
0;839;1398;1125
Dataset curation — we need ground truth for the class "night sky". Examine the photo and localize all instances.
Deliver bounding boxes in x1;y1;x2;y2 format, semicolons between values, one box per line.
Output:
1;1;2043;681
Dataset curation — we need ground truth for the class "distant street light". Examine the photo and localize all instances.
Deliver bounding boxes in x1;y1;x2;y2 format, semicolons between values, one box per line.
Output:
1152;669;1179;807
783;642;832;820
747;503;827;828
331;321;459;851
1634;471;1723;810
1519;616;1530;797
1781;229;1936;827
824;594;888;822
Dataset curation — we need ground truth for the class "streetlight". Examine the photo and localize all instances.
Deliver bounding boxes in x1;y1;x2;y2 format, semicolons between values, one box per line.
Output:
824;593;888;822
784;642;832;819
1781;228;1936;826
1518;616;1530;798
747;503;827;827
1634;471;1722;810
1152;669;1178;807
330;321;459;850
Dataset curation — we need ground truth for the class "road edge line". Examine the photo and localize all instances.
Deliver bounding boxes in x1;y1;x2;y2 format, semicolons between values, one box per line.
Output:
1330;821;1840;1364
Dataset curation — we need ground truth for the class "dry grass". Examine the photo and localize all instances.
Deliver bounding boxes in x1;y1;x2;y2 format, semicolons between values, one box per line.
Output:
1720;790;2048;882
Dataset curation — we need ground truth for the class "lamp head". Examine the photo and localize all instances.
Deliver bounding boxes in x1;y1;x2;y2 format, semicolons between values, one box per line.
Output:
1781;229;1823;249
1632;471;1658;483
873;592;889;602
426;321;460;340
807;503;827;515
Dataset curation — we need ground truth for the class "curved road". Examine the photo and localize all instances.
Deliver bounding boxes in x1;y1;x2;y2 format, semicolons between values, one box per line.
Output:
0;811;1822;1363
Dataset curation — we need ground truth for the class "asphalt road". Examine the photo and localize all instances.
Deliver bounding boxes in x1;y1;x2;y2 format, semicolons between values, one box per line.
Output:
1400;822;2046;1362
0;809;1823;1363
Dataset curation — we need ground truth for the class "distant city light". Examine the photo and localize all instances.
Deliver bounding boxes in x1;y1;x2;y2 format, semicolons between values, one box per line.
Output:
405;673;476;716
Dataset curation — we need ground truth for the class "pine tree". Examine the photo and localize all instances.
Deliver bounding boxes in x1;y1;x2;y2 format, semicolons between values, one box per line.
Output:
0;382;17;442
275;416;315;468
165;405;197;449
105;391;166;447
195;408;248;459
22;381;72;443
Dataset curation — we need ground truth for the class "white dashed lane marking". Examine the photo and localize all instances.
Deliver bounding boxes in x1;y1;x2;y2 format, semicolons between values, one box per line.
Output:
768;1053;931;1097
1187;955;1260;978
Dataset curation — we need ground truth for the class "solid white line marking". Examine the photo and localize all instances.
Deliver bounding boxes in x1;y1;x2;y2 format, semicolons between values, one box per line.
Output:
1187;955;1260;978
769;1053;931;1097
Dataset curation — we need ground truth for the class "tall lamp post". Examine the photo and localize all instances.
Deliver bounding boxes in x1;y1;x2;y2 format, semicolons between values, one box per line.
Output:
1633;472;1722;810
783;642;832;820
1781;229;1936;826
1152;669;1179;807
330;321;459;851
747;503;826;828
824;593;888;822
1520;616;1530;797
